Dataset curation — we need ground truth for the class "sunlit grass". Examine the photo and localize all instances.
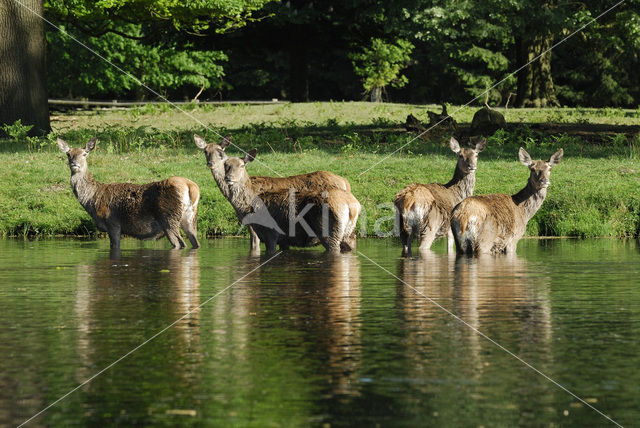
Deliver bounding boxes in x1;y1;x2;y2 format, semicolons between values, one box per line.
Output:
1;102;639;238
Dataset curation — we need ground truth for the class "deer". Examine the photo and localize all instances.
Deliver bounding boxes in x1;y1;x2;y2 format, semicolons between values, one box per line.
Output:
394;137;486;256
450;147;563;255
194;134;352;253
222;150;361;253
57;137;200;250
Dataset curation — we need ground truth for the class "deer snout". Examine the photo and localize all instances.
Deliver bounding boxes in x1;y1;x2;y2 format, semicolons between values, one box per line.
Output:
70;162;81;172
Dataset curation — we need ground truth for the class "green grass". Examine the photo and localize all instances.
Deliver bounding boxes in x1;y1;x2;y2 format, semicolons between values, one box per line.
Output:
1;102;640;238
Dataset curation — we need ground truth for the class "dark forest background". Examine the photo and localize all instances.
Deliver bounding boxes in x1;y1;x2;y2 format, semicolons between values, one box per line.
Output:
36;0;640;108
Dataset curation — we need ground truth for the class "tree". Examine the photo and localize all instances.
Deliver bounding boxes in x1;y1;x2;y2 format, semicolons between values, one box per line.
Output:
0;0;50;135
1;0;274;134
350;38;414;102
47;24;230;100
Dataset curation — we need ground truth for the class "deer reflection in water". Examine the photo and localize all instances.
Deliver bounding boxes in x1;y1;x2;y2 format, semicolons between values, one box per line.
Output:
253;252;363;398
397;251;552;391
73;250;202;399
322;253;362;397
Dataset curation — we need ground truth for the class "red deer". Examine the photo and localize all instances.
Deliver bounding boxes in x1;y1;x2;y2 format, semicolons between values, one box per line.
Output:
394;137;486;255
194;134;352;253
223;150;361;253
57;138;200;250
451;147;563;255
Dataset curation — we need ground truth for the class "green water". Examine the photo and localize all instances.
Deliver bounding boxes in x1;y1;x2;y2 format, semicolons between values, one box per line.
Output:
1;238;639;427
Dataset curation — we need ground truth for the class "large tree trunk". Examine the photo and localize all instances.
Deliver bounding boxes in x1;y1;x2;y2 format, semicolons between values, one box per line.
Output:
288;24;309;102
0;0;50;136
515;35;559;108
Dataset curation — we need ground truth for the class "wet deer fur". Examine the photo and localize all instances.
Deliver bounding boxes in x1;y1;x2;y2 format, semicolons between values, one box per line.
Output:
57;138;200;250
394;137;486;255
194;134;352;252
451;147;563;255
223;150;361;253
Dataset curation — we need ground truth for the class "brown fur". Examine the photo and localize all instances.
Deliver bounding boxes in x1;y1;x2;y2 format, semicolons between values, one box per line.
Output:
195;134;351;253
394;137;486;255
451;147;563;255
251;170;351;194
224;153;361;253
58;138;200;250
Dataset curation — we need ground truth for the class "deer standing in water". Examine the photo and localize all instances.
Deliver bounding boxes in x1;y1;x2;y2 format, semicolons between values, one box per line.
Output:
394;137;486;255
58;138;200;250
194;134;352;253
223;150;360;253
451;147;563;255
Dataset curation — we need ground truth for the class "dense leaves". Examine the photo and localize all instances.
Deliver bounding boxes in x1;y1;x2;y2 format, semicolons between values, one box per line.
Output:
44;0;640;106
47;24;228;99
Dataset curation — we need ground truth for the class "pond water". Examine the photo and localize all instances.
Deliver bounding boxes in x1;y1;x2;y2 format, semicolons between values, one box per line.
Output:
1;237;639;427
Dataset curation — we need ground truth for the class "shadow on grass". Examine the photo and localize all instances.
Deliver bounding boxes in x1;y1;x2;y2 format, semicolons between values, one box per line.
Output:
2;121;639;160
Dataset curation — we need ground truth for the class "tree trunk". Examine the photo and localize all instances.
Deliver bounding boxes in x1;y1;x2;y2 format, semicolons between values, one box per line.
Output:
515;35;558;108
0;0;50;136
370;86;382;103
288;24;309;102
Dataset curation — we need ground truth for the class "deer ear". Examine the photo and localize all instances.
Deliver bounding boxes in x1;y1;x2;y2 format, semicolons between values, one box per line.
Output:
519;147;532;166
57;138;70;153
85;138;97;153
449;137;461;153
244;148;257;164
194;134;207;149
220;134;231;150
475;138;487;153
549;148;564;167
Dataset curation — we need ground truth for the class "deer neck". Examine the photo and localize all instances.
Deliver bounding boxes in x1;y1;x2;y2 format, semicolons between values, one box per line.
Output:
227;179;258;218
70;170;101;211
210;165;231;199
512;181;548;221
445;167;476;203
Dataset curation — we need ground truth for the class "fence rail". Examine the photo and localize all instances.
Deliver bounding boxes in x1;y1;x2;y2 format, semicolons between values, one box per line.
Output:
48;99;287;107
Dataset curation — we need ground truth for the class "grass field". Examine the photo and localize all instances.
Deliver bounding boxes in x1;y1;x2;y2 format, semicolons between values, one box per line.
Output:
1;102;640;239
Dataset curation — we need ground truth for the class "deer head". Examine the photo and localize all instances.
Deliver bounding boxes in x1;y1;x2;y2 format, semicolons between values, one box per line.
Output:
224;149;257;188
519;147;563;190
450;137;486;174
57;137;97;175
194;134;230;169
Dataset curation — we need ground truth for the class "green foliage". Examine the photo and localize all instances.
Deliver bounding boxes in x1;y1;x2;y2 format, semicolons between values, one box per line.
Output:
350;38;414;99
2;120;33;141
45;0;276;33
47;24;229;99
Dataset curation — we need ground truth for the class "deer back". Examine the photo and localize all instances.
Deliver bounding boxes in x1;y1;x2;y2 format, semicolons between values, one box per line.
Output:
250;170;351;194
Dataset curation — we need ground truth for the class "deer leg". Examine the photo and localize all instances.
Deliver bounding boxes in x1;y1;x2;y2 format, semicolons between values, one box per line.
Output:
107;223;121;250
181;220;199;249
166;230;186;249
418;228;437;253
159;215;185;249
400;227;411;256
341;233;357;252
447;228;454;253
265;239;278;253
181;208;200;249
248;226;261;252
184;228;199;249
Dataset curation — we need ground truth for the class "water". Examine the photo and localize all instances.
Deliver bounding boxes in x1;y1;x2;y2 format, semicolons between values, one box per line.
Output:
1;238;639;426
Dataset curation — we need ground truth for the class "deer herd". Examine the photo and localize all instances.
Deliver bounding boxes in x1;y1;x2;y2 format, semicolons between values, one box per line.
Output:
57;133;563;257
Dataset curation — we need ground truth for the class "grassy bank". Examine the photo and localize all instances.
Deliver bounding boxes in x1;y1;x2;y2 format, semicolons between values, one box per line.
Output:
1;102;640;238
